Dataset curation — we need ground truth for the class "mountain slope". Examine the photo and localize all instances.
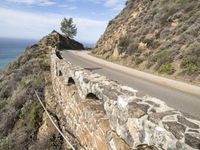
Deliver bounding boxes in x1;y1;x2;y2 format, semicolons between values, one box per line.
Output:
93;0;200;84
0;31;83;150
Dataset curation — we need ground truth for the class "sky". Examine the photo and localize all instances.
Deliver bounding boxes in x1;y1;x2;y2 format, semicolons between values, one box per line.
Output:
0;0;126;43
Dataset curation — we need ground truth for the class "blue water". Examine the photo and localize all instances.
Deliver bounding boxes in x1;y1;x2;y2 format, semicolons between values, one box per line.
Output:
0;38;36;69
0;38;94;69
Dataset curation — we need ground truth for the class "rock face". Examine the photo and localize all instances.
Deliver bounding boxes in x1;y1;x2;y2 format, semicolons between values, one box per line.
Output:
93;0;200;84
51;48;200;149
43;30;84;50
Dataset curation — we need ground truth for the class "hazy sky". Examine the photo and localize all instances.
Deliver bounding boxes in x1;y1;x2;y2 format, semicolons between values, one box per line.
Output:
0;0;126;43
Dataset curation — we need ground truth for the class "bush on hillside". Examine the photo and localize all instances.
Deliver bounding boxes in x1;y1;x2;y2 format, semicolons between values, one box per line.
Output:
159;64;175;74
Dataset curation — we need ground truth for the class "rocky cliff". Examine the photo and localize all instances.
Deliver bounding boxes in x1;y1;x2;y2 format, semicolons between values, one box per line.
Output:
0;31;83;150
93;0;200;84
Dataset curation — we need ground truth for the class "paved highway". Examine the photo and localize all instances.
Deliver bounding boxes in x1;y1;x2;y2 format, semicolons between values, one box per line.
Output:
61;50;200;120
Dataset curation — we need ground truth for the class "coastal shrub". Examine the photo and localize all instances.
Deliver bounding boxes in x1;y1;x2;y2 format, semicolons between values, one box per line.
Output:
118;36;129;49
146;60;155;69
152;50;168;62
159;64;175;74
127;42;139;54
151;50;173;70
181;56;200;68
176;0;189;5
190;42;200;56
7;98;15;106
12;89;27;109
181;42;200;75
0;106;19;137
181;56;200;75
28;102;43;130
0;53;48;148
147;39;160;49
135;58;143;65
0;99;6;109
0;128;33;150
185;65;199;75
159;4;178;25
0;81;15;99
19;101;43;131
31;132;63;150
188;8;199;17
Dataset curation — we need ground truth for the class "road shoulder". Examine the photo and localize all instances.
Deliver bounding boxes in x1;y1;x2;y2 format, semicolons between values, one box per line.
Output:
69;50;200;96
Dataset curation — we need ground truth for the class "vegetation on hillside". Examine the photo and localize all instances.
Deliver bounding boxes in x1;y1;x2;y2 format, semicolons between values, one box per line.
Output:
0;42;49;149
93;0;200;84
0;32;66;150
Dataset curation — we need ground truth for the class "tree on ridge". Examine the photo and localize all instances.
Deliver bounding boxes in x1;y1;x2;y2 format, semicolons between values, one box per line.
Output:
60;18;77;38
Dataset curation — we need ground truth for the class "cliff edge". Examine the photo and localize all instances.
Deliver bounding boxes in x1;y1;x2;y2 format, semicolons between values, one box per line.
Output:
0;31;83;150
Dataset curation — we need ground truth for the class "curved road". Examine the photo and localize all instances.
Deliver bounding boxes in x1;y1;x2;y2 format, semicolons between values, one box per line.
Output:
61;50;200;120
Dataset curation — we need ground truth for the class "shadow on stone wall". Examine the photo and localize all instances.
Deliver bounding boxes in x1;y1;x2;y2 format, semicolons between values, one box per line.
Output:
86;93;99;100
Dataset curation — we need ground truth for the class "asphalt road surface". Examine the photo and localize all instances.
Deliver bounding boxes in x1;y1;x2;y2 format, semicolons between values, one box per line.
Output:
61;50;200;120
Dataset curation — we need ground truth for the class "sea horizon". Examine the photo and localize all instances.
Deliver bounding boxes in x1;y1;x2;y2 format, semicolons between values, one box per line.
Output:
0;38;37;69
0;37;95;69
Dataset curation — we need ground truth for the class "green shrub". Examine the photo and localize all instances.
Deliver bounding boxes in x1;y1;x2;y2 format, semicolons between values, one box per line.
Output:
185;65;199;75
151;50;173;70
19;101;43;130
181;56;200;75
127;42;139;54
44;134;63;150
176;0;189;5
0;128;32;150
135;58;143;65
7;98;15;106
159;64;175;74
181;56;198;67
188;8;199;17
28;102;43;129
118;36;129;48
159;4;178;25
0;99;6;109
152;50;168;62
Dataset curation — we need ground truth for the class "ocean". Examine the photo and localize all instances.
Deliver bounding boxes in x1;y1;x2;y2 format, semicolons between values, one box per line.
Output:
0;38;36;69
0;38;95;69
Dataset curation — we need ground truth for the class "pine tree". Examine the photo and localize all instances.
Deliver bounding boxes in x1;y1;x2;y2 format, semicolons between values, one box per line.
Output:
60;18;77;38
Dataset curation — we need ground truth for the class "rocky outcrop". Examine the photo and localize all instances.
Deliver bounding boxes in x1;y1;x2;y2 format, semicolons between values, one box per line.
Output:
52;48;200;149
43;30;84;50
93;0;200;84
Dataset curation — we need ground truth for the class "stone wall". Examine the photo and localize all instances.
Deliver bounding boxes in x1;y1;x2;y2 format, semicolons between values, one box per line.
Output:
51;49;200;150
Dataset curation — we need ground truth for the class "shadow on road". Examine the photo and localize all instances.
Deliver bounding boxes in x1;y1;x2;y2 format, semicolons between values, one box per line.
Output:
84;67;102;71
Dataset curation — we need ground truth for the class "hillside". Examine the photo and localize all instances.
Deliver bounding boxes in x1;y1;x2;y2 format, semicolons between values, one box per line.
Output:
93;0;200;84
0;31;83;150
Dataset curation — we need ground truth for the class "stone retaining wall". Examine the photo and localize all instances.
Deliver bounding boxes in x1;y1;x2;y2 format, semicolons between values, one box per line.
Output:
51;49;200;150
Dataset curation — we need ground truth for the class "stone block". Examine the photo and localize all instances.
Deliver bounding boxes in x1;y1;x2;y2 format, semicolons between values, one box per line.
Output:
163;121;186;139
